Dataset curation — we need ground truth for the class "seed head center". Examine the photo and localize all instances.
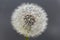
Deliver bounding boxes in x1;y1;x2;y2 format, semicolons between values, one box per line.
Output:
24;15;35;26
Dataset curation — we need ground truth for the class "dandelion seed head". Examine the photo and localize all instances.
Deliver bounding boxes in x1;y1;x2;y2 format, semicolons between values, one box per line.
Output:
11;3;48;37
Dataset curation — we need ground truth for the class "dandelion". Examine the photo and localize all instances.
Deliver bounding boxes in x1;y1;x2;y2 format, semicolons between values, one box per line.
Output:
11;3;48;40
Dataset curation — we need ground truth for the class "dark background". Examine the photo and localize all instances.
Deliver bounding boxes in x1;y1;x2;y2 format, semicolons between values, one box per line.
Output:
0;0;60;40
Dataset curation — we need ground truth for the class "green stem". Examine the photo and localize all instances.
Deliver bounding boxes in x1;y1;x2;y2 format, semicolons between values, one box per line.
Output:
25;37;29;40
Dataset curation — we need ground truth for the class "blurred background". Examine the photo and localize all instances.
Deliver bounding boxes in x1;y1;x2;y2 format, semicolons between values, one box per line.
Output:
0;0;60;40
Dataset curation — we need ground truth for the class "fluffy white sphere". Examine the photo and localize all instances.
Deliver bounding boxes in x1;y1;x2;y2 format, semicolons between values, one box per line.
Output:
11;3;48;37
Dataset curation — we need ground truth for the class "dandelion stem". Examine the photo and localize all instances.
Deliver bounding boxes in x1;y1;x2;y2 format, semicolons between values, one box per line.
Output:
25;36;29;40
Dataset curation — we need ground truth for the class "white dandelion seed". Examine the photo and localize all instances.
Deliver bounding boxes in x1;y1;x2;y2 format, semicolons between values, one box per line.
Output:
11;3;48;37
